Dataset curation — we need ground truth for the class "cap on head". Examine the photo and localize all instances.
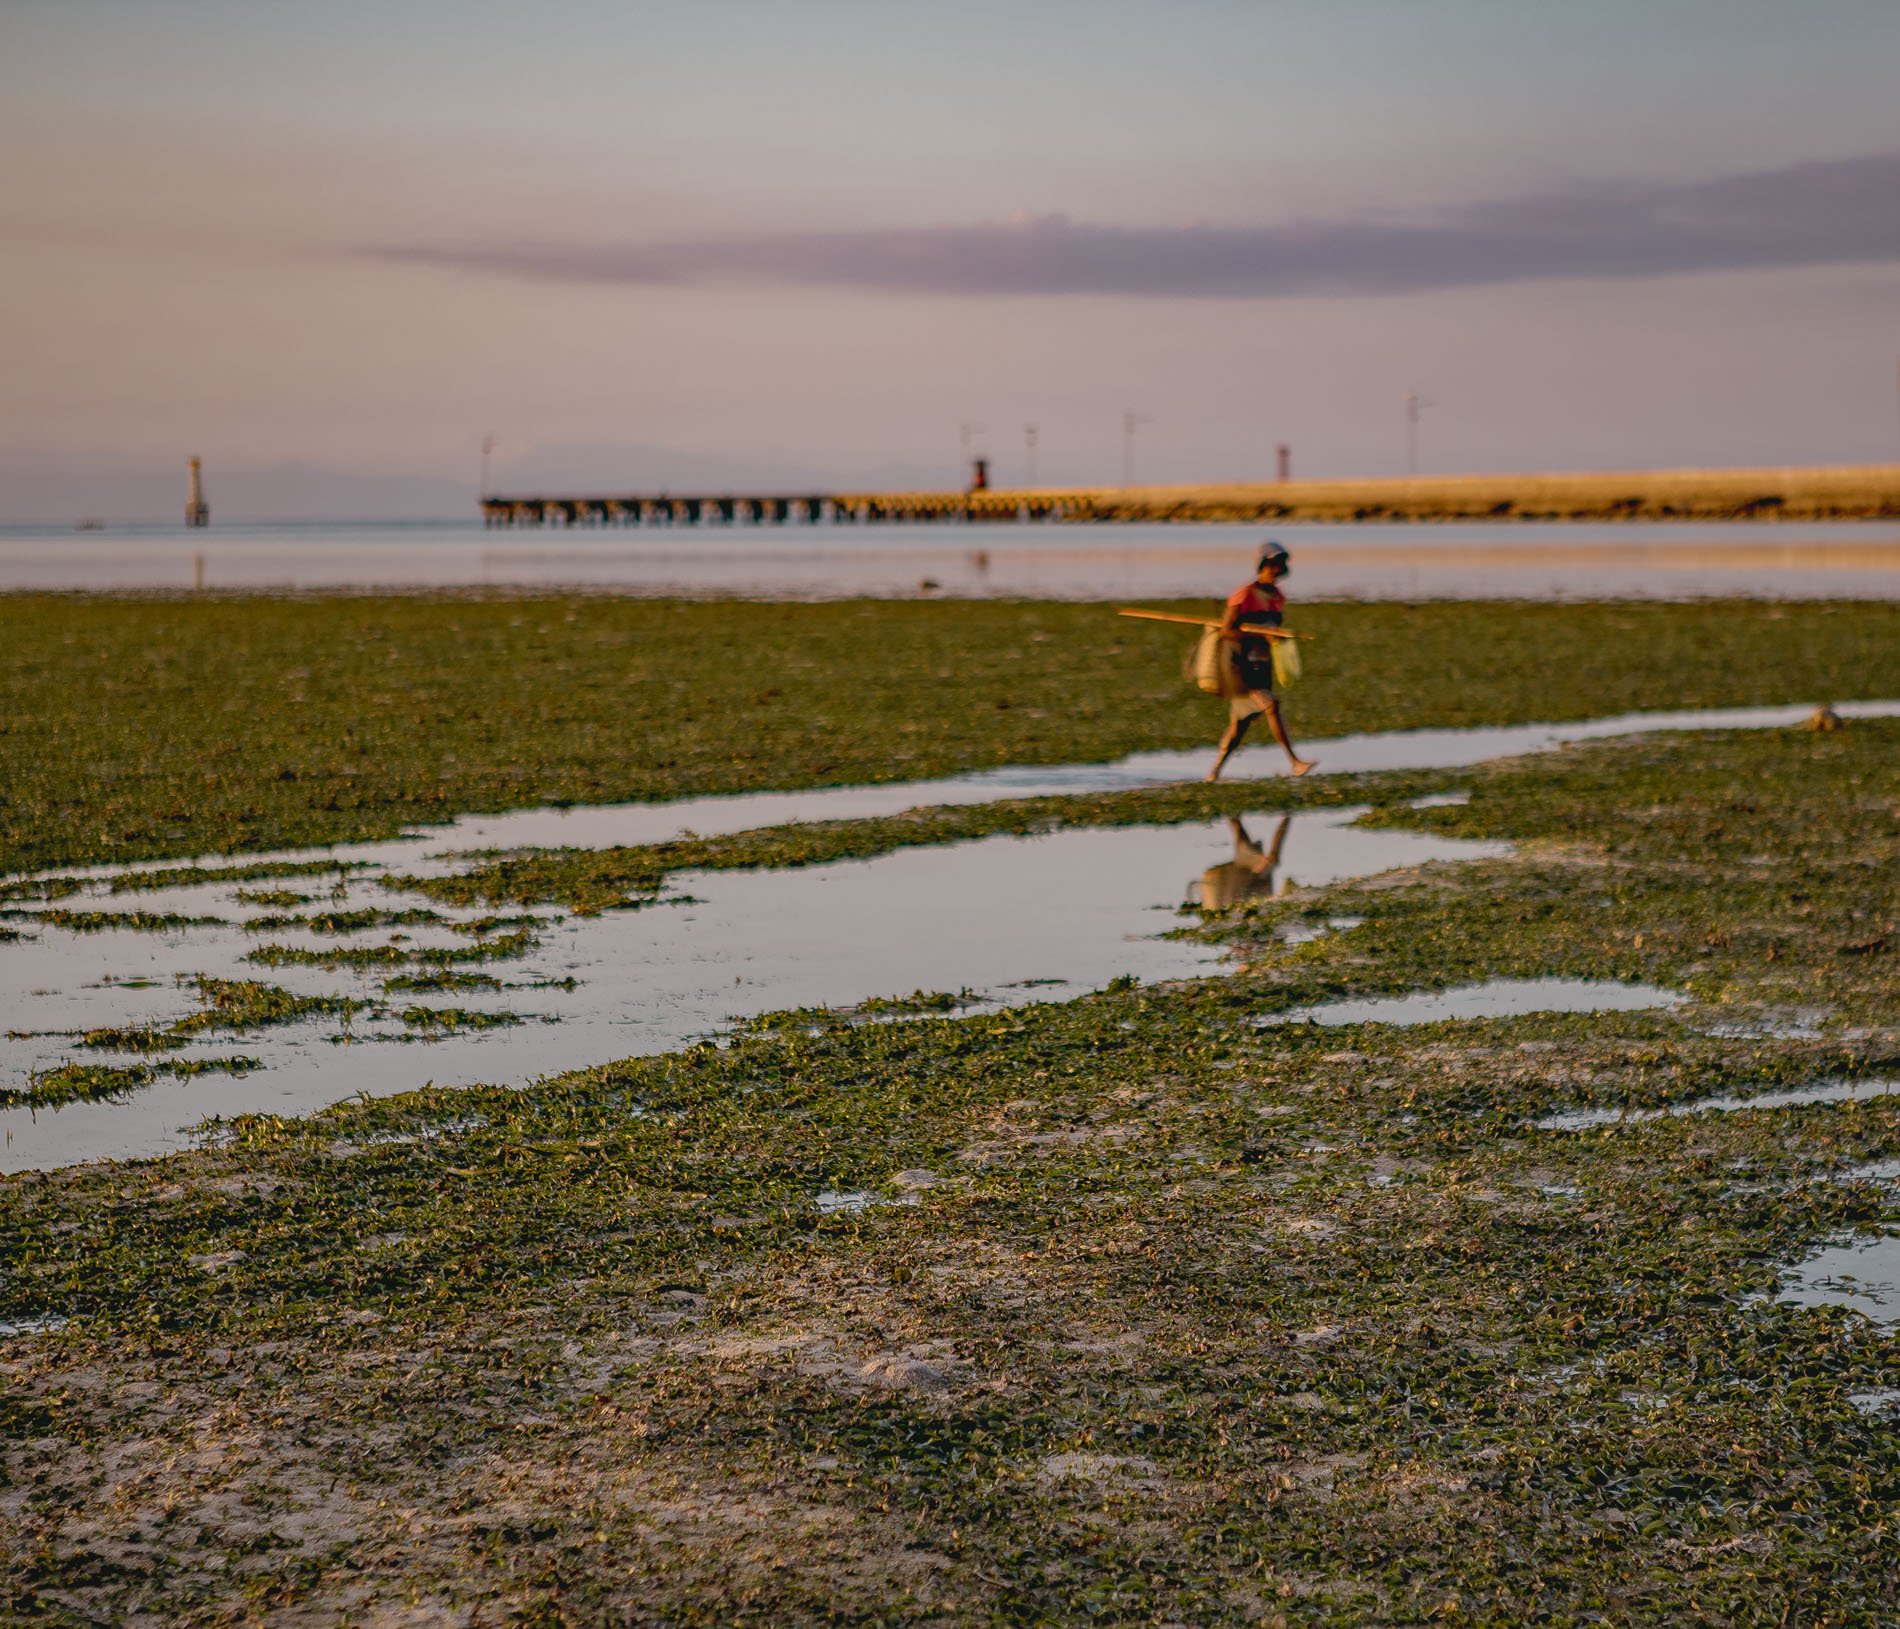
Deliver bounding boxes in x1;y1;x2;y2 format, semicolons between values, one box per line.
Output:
1257;542;1290;573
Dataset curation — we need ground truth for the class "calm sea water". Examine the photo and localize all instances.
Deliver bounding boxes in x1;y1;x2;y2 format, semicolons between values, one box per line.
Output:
2;519;1897;599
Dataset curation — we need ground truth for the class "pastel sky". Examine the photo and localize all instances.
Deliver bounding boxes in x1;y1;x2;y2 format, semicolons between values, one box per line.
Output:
5;0;1899;509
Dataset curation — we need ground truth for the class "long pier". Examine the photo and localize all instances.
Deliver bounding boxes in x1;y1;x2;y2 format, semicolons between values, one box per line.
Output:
482;464;1900;528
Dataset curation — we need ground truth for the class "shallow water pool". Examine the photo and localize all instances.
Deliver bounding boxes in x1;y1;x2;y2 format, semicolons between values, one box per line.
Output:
0;807;1502;1170
1536;1076;1900;1132
1780;1233;1900;1329
1262;977;1682;1029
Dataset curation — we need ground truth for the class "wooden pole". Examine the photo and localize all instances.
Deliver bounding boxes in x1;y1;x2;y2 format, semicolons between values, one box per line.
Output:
1115;608;1310;640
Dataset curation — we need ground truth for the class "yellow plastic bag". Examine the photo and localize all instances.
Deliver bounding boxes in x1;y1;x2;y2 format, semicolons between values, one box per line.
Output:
1270;636;1302;689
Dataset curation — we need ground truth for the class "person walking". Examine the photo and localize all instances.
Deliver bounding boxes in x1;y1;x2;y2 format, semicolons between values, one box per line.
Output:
1207;543;1314;781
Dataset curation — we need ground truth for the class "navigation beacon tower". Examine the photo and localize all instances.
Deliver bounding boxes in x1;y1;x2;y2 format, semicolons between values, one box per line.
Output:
185;457;210;528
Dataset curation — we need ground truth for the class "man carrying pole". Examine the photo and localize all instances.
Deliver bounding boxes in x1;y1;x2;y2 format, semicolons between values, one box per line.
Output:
1207;543;1313;781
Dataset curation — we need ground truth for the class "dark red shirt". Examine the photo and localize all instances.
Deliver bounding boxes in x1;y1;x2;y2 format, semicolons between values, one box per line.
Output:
1225;582;1284;685
1226;582;1285;631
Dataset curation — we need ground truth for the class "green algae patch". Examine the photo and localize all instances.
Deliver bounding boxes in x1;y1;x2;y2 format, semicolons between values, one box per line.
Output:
105;859;375;893
244;926;537;970
72;1024;190;1054
380;969;504;995
855;989;982;1017
395;1005;525;1033
1;720;1896;1622
0;876;87;904
178;977;368;1036
64;979;371;1062
6;1054;263;1109
233;886;313;908
7;594;1900;875
35;907;227;932
240;906;448;935
16;975;527;1110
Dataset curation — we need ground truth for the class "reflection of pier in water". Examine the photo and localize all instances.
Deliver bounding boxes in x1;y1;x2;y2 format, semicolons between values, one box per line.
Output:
479;532;1900;598
6;527;1899;598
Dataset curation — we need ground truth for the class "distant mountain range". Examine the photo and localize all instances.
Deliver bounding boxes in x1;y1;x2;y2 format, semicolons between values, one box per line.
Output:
0;446;969;525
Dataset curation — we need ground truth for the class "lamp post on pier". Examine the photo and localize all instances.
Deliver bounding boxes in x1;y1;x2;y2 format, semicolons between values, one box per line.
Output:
1121;410;1152;487
1404;391;1432;476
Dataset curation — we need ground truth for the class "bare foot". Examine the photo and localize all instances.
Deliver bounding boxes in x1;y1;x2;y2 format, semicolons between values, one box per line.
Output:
1289;757;1315;777
1204;766;1223;783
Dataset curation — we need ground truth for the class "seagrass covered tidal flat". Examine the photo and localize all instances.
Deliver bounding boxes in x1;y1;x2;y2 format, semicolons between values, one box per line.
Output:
7;594;1900;874
2;595;1899;1624
11;702;1900;1170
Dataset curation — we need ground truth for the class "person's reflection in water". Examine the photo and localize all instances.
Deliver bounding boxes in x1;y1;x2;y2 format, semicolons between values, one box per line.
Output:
1198;814;1292;910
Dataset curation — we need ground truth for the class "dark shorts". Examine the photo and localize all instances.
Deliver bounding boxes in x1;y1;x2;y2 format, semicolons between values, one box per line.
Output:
1227;639;1277;719
1235;646;1276;694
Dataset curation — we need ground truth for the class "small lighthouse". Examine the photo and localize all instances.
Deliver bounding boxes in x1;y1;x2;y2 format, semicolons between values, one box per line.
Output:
185;457;210;528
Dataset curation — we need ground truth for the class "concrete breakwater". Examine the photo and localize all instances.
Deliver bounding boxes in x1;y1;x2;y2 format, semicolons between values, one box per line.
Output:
482;461;1900;527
